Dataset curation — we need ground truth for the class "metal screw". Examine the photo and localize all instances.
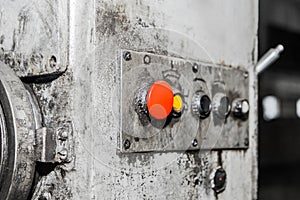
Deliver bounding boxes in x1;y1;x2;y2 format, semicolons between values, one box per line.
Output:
124;139;131;149
192;64;198;73
58;130;68;140
143;55;151;64
244;138;249;146
243;71;249;78
58;149;68;161
192;139;198;147
123;51;132;61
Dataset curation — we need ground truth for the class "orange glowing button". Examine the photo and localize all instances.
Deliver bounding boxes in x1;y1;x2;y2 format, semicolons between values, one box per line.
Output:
146;81;174;120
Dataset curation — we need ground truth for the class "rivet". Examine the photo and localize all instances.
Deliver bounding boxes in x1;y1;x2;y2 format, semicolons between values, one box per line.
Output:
143;55;151;64
123;51;132;61
58;130;68;140
192;139;198;147
58;149;68;161
124;139;131;149
192;64;198;73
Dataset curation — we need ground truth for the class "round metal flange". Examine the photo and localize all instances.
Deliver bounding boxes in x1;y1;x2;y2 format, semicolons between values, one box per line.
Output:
0;61;37;199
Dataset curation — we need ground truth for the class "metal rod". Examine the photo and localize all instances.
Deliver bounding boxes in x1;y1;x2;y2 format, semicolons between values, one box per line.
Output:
255;44;284;75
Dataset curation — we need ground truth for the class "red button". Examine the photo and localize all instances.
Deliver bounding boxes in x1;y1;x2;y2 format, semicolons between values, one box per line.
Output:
147;81;174;119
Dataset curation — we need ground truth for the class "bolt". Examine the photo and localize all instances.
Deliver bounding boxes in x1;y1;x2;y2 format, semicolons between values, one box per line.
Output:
192;64;198;73
192;139;198;147
243;71;249;78
143;55;151;64
123;51;132;61
124;139;131;149
58;130;68;140
58;149;68;161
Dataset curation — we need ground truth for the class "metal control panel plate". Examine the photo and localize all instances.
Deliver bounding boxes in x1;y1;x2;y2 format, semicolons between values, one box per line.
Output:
119;50;249;153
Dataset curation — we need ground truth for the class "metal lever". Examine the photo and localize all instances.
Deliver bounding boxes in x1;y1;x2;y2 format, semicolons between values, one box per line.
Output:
255;44;284;75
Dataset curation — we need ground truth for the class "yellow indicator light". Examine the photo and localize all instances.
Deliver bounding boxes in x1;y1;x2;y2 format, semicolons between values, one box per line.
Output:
173;94;183;112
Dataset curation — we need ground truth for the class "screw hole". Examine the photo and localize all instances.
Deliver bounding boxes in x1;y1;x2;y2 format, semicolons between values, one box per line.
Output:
192;64;198;73
49;55;57;68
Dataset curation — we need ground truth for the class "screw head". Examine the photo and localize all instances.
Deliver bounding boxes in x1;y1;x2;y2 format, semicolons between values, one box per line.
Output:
243;71;249;78
123;51;132;61
58;149;68;161
58;130;68;140
192;64;198;73
143;55;151;64
124;139;131;149
192;139;198;147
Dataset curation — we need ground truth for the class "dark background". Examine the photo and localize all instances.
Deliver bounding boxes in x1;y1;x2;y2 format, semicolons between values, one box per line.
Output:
259;0;300;199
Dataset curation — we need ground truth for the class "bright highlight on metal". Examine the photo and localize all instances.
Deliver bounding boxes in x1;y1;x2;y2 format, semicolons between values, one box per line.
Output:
255;44;284;75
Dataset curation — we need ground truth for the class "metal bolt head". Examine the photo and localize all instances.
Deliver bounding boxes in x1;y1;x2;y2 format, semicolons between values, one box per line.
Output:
192;139;198;147
243;71;249;78
58;130;68;140
143;55;151;64
192;64;198;73
124;139;131;149
123;51;132;61
58;149;68;161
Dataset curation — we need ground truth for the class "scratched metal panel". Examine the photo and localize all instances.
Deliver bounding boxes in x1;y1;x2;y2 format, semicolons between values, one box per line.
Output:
66;0;258;199
0;0;69;77
7;0;259;199
119;50;249;153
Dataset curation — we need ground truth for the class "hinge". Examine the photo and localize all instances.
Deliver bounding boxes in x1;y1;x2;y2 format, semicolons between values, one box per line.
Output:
35;121;74;163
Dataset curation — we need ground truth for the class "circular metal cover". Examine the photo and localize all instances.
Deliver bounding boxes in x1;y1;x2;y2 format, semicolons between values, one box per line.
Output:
0;62;37;199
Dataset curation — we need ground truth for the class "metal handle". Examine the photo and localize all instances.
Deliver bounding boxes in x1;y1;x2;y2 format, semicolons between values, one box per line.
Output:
255;44;284;75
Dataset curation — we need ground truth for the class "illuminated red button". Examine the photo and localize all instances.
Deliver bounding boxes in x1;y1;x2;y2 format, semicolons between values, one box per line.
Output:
146;81;174;120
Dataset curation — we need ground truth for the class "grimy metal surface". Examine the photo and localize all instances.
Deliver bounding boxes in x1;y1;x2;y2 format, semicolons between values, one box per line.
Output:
0;62;37;199
0;0;68;78
0;0;258;199
120;50;249;153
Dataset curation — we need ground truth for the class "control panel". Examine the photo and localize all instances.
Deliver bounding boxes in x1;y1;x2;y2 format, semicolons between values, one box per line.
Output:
119;50;249;153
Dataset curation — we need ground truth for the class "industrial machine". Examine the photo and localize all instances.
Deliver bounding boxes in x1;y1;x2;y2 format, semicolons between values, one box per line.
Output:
0;0;258;199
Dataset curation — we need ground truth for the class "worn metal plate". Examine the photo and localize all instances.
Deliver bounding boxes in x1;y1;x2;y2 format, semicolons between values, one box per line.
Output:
0;0;69;78
119;50;249;153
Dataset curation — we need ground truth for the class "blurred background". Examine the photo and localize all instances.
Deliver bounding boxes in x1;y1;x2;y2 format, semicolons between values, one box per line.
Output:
259;0;300;199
